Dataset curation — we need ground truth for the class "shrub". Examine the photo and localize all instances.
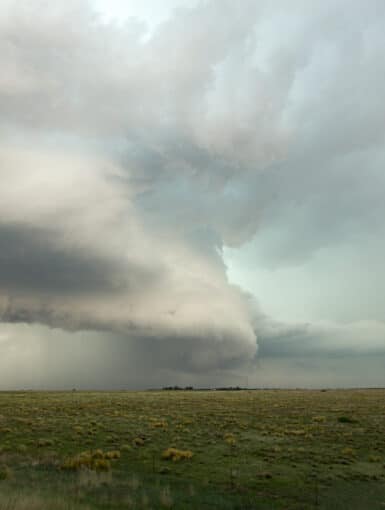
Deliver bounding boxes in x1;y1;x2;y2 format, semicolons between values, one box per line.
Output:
338;416;356;424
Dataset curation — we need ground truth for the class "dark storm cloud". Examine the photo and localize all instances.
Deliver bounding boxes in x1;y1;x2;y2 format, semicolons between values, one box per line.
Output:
0;0;384;386
0;223;136;295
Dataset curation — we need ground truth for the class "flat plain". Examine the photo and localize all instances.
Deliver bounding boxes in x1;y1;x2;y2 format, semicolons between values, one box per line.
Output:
0;389;385;509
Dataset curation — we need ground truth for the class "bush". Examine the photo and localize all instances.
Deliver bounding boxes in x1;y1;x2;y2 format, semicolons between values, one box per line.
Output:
338;416;356;424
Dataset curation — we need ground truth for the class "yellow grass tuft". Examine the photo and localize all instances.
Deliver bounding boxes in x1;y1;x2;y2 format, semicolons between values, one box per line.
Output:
224;433;236;446
104;450;121;460
162;448;193;462
312;416;326;423
61;450;114;472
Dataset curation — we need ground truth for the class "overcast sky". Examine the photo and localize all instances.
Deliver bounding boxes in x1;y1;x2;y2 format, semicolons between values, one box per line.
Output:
1;0;384;389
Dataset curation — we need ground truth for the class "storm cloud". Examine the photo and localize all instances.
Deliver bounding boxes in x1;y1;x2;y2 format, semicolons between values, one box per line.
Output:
0;0;385;388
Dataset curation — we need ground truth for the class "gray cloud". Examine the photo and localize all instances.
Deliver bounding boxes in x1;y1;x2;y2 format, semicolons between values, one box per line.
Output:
0;143;256;365
0;223;134;295
253;318;385;388
257;316;385;357
0;0;384;387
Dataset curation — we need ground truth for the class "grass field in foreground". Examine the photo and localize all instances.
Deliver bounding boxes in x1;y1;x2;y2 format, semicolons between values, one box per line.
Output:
0;389;385;509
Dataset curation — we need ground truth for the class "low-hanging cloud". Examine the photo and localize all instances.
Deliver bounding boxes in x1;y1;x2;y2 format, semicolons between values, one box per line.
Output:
0;145;256;368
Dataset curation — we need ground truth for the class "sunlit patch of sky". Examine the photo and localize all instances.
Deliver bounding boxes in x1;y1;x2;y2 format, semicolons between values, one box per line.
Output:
92;0;198;30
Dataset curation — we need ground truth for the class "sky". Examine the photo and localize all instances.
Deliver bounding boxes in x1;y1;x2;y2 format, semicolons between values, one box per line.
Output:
0;0;385;389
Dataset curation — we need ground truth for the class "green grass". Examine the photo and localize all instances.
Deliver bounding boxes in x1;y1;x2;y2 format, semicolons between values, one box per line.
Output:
0;389;385;508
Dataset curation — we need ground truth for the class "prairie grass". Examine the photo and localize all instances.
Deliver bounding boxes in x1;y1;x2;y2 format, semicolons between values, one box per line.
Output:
0;494;90;510
0;389;385;508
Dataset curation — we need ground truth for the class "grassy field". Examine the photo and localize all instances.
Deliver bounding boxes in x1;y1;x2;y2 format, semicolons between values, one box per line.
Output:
0;389;384;509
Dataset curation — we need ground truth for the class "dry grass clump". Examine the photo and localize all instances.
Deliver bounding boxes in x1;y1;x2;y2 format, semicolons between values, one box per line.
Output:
162;448;193;462
104;450;121;460
90;449;104;459
312;416;326;423
224;433;236;446
341;447;355;457
289;429;306;436
61;449;120;472
150;419;168;429
0;465;12;481
36;438;54;447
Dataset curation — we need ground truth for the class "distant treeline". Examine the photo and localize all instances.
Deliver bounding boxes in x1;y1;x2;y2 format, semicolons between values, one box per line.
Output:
162;386;194;391
161;386;246;391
